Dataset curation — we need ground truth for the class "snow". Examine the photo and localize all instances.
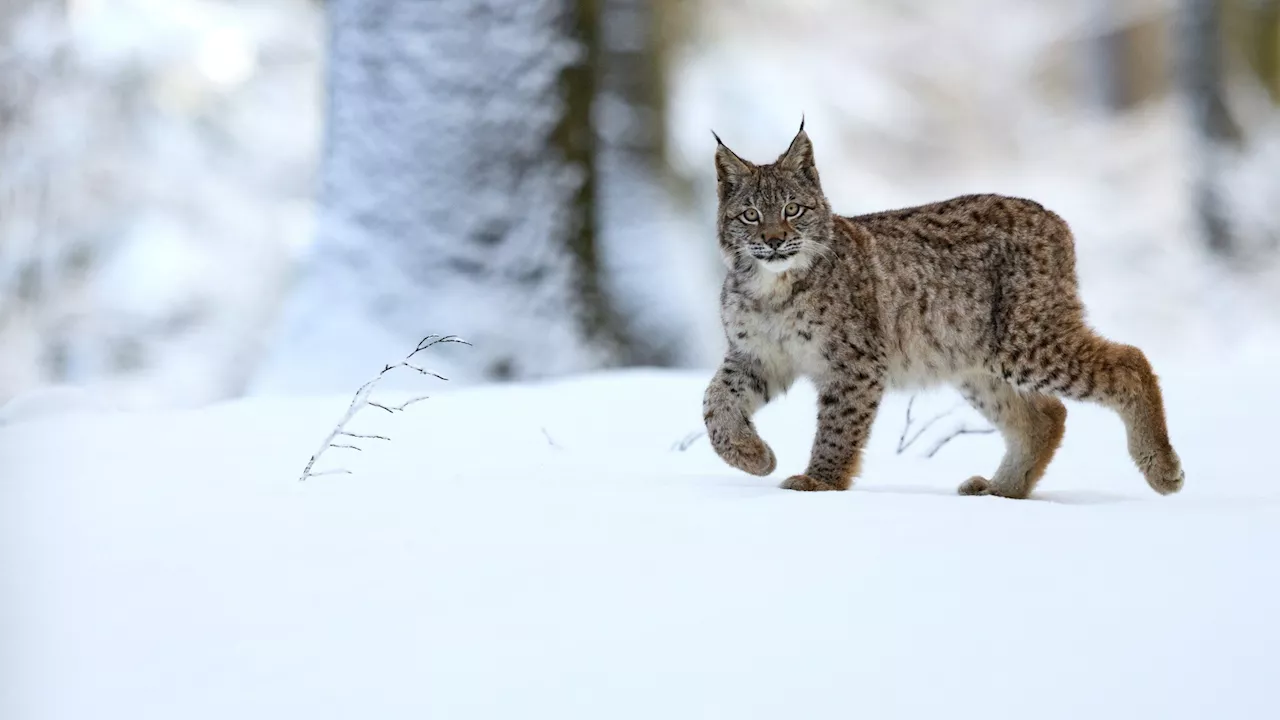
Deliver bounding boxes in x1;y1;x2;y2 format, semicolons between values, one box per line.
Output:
3;353;1278;719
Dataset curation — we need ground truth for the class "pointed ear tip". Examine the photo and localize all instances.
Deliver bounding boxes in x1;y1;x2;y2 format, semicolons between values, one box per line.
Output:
792;120;810;144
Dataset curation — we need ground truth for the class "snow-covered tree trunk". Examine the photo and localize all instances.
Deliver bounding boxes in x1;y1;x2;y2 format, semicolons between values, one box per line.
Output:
269;0;624;387
1086;1;1168;114
0;0;78;399
1178;0;1244;257
596;0;711;367
600;0;669;170
1249;0;1280;104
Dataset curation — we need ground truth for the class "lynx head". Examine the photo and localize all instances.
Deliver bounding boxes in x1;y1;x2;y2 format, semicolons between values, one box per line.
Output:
713;120;833;275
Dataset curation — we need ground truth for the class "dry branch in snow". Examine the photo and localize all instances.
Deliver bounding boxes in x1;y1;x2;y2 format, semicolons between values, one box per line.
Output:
896;394;995;458
299;334;468;481
541;427;565;450
671;430;705;452
923;424;996;458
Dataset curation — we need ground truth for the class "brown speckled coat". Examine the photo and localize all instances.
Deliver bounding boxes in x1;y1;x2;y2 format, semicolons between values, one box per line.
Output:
703;124;1184;498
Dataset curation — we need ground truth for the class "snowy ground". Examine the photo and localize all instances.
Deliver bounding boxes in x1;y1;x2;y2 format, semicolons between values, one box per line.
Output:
2;353;1277;719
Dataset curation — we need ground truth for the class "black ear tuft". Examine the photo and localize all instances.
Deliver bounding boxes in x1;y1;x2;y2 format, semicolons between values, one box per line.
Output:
714;133;753;192
779;122;818;186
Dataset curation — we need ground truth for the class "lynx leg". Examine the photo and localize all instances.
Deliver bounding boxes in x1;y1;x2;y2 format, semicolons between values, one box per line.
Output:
1005;334;1184;495
782;373;884;492
1072;338;1184;494
956;376;1067;499
704;351;792;476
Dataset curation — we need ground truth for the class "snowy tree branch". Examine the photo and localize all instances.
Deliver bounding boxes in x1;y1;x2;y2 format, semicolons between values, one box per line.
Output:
298;334;469;481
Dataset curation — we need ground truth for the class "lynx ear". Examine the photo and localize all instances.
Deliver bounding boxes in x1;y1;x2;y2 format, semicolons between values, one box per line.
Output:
779;119;819;185
712;131;753;191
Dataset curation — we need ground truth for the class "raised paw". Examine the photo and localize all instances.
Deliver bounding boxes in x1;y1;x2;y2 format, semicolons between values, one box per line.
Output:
780;474;846;492
716;433;777;476
1145;452;1185;496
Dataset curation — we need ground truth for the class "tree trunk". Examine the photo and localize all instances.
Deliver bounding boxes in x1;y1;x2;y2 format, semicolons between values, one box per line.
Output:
1252;0;1280;103
557;0;624;360
0;0;68;398
1177;0;1244;257
284;0;623;385
596;0;690;366
599;0;669;173
1088;2;1171;113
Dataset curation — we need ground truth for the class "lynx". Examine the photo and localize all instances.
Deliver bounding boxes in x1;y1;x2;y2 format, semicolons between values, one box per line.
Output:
702;122;1184;498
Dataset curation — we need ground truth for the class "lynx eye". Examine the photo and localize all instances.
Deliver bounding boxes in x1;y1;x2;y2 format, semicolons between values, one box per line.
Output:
784;202;803;219
740;208;760;224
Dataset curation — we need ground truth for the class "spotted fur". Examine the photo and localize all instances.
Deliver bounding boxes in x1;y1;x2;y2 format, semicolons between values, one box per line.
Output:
703;123;1184;498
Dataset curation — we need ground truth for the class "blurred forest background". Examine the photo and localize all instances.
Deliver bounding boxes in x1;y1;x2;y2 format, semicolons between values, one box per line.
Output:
2;0;1279;408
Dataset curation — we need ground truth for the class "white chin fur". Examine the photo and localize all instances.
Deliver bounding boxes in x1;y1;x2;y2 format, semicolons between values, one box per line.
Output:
759;256;797;274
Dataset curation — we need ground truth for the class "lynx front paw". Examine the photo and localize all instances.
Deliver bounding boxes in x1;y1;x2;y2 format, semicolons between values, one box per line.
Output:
957;475;1028;499
957;475;993;496
780;474;845;492
714;433;777;476
1144;452;1185;496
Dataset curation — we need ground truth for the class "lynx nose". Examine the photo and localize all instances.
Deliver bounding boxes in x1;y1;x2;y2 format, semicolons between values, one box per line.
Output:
764;236;786;250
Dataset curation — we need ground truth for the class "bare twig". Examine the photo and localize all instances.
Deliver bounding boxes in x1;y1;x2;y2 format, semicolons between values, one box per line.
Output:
403;364;448;381
541;427;563;450
308;469;353;477
671;430;705;452
924;426;996;458
341;432;390;441
369;395;432;415
393;396;431;412
895;395;918;453
897;395;967;454
896;393;994;458
298;334;469;481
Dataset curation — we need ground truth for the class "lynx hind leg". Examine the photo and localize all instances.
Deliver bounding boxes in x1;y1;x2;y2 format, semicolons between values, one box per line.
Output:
1003;333;1184;496
956;376;1067;499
